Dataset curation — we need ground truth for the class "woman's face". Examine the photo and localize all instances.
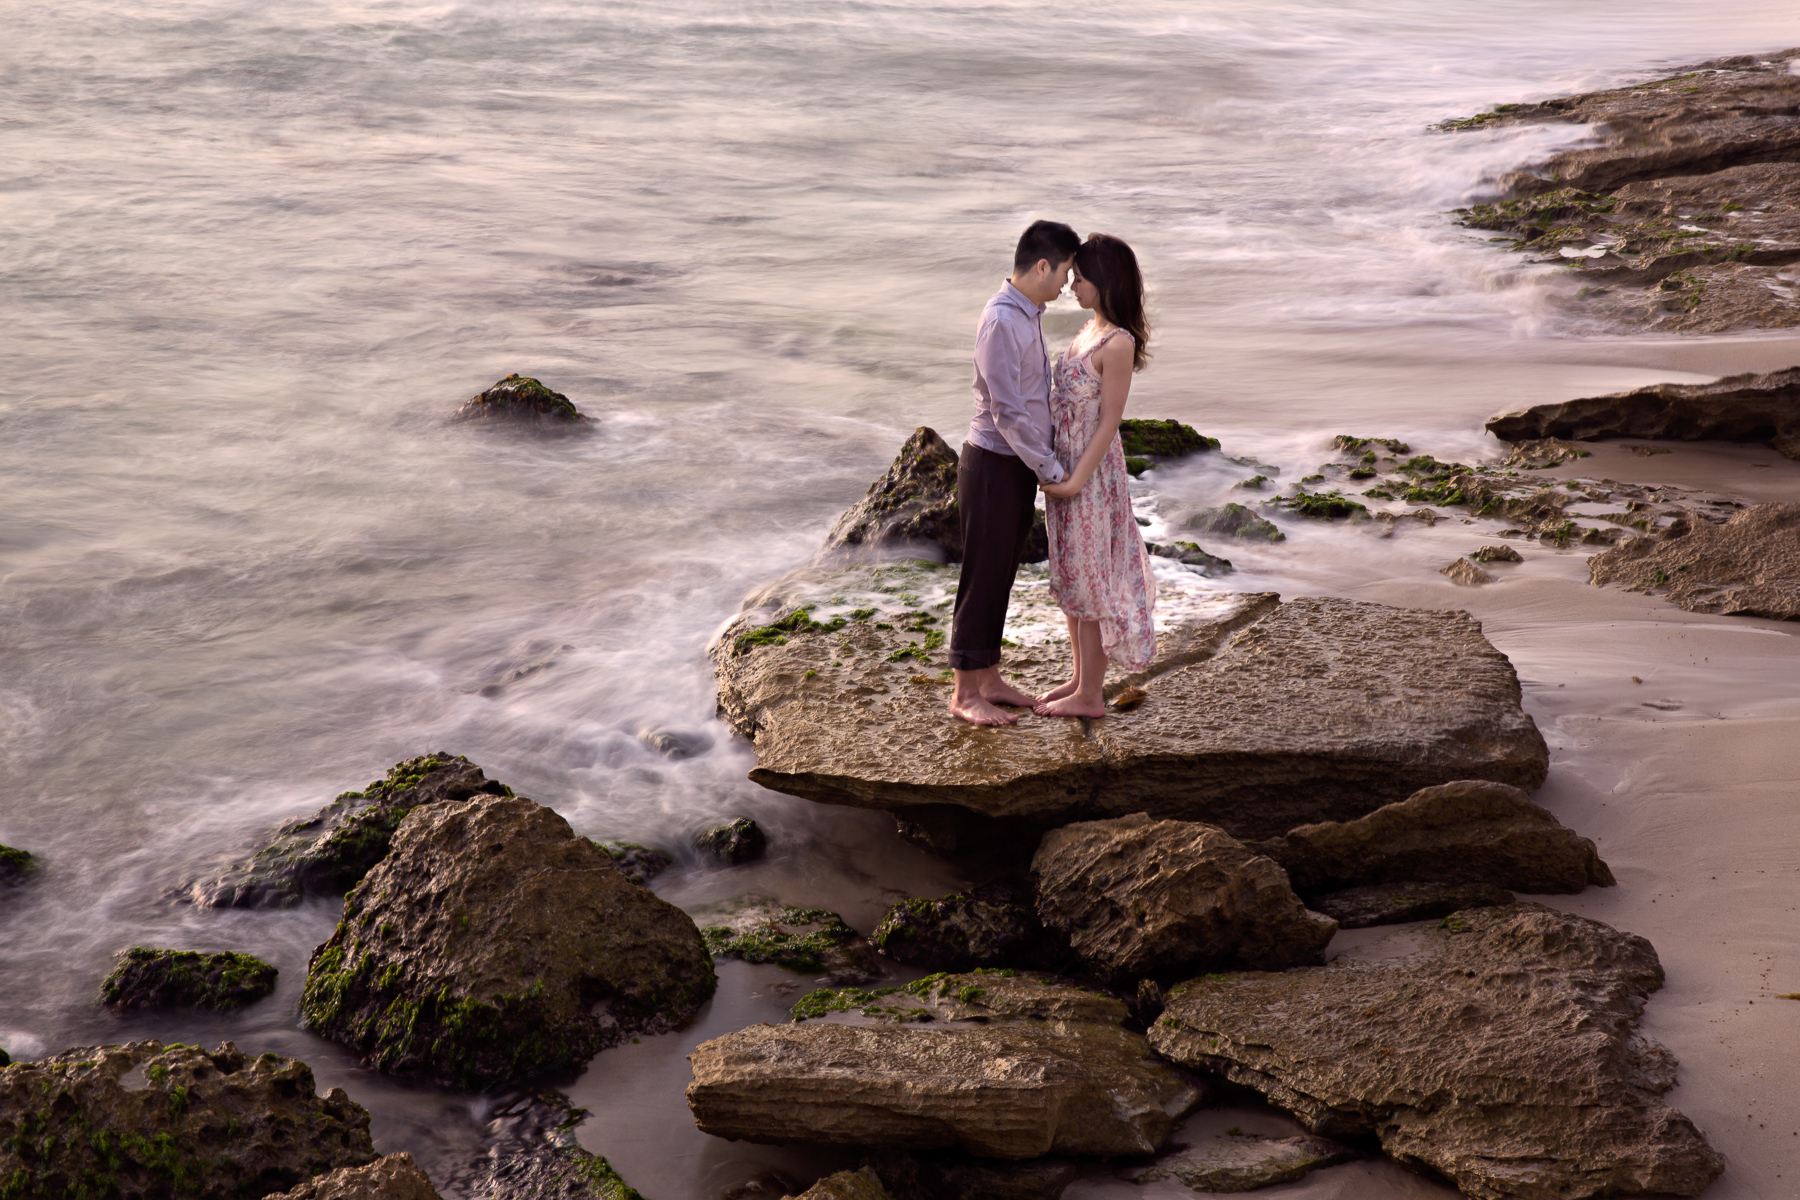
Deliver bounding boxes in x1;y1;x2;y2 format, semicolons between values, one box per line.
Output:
1070;264;1100;312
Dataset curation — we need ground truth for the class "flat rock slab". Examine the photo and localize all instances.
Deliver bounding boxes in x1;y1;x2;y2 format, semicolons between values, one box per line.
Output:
1589;503;1800;620
1488;366;1800;461
1129;1133;1358;1192
687;973;1199;1159
1149;904;1723;1200
714;592;1546;844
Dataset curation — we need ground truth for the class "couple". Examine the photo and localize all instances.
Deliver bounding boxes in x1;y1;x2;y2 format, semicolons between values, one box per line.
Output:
948;220;1156;727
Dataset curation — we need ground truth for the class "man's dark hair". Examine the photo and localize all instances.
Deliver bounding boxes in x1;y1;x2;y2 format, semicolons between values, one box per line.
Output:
1013;220;1081;273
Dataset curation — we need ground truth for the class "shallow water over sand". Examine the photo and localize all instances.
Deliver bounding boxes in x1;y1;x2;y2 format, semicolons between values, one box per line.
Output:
4;1;1800;1196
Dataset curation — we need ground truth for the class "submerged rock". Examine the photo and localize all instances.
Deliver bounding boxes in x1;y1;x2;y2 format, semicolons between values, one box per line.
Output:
870;879;1053;973
1488;366;1800;461
439;1090;645;1200
1150;904;1723;1200
264;1153;442;1200
99;947;278;1012
188;753;512;909
1252;780;1614;896
715;591;1548;846
700;898;880;981
1181;503;1284;542
785;1168;893;1200
687;972;1200;1158
696;816;768;865
454;374;589;424
640;727;715;759
1588;503;1800;620
0;1041;376;1200
1032;815;1335;986
596;840;674;886
1146;540;1233;577
0;843;33;886
1128;1133;1358;1192
300;794;715;1090
1308;881;1514;929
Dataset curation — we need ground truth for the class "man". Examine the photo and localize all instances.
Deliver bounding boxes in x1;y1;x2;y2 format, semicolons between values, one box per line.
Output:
948;219;1082;726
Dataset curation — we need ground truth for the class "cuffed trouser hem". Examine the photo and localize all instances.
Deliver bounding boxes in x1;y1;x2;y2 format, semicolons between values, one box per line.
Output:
949;442;1039;672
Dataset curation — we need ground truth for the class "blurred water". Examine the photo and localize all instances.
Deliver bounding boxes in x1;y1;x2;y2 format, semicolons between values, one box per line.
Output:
4;0;1800;1196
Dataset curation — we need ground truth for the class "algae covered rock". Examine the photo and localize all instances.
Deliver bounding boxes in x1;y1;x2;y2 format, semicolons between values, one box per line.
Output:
454;374;589;424
1150;903;1723;1200
785;1167;893;1200
300;794;715;1090
0;1040;376;1200
1589;503;1800;619
696;816;767;865
189;753;512;909
700;898;879;981
99;947;278;1012
438;1090;645;1200
1253;779;1615;897
596;840;674;886
1032;815;1335;986
870;880;1052;973
1128;1133;1357;1192
0;843;34;886
264;1153;442;1200
687;972;1200;1158
1118;418;1219;461
1182;502;1283;542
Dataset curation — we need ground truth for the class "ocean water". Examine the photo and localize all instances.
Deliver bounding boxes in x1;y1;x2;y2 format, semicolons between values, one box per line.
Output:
4;1;1800;1196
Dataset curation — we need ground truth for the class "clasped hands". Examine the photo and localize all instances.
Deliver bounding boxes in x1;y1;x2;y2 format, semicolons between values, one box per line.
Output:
1040;475;1086;500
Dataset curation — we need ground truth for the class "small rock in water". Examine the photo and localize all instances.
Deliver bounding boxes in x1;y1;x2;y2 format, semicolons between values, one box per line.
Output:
1182;501;1285;542
99;947;278;1012
640;727;715;759
1128;1132;1359;1192
701;898;880;981
1032;815;1336;986
0;842;34;886
438;1090;644;1200
697;816;768;864
1118;418;1220;461
453;373;589;425
784;1167;894;1200
1471;544;1524;563
1146;540;1234;576
870;879;1052;972
594;840;674;886
1309;881;1514;929
264;1152;442;1200
1440;557;1494;586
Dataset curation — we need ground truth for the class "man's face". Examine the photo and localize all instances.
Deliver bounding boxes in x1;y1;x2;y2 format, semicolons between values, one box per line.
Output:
1024;256;1074;304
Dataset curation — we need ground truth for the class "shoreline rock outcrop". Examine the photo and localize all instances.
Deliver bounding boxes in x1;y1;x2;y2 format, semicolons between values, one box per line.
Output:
1588;502;1800;619
715;590;1547;849
0;1041;377;1200
300;793;715;1090
99;947;279;1012
687;972;1200;1157
1149;904;1724;1200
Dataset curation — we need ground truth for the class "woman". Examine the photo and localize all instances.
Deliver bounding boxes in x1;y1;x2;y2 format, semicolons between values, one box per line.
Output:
1034;233;1156;718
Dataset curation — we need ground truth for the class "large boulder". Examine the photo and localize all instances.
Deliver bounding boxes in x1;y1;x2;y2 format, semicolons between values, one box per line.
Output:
1031;815;1335;986
715;591;1547;848
264;1153;442;1200
1251;780;1615;897
1488;366;1800;461
0;1041;376;1199
1150;904;1723;1200
99;947;278;1012
299;793;716;1090
453;374;589;424
188;753;512;909
1589;503;1800;620
686;972;1200;1158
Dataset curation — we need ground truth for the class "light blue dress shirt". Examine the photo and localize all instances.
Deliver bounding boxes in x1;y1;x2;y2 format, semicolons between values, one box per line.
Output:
966;281;1066;483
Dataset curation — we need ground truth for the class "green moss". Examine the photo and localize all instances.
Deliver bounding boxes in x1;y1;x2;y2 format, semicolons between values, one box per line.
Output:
1333;435;1410;456
0;844;33;878
1279;489;1368;519
1238;474;1267;490
1117;418;1219;459
99;949;278;1013
956;986;986;1004
1441;913;1471;933
733;606;848;655
847;607;877;620
702;907;860;974
1124;455;1153;476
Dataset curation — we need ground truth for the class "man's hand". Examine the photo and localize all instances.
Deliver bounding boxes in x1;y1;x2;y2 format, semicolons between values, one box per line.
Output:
1040;477;1084;500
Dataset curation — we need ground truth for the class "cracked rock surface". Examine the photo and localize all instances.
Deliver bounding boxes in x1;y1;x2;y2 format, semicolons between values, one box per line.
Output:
1588;502;1800;619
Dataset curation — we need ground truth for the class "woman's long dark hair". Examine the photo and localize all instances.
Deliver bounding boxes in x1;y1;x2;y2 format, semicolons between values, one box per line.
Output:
1075;233;1150;372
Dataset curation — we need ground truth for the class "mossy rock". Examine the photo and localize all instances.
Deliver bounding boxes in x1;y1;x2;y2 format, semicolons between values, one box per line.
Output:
594;841;673;886
0;1041;375;1200
188;753;512;909
1182;502;1284;543
701;899;879;979
869;880;1054;973
99;949;278;1013
443;1090;645;1200
454;374;589;424
1278;489;1368;520
0;843;33;887
694;817;766;865
1146;540;1233;577
1118;419;1220;462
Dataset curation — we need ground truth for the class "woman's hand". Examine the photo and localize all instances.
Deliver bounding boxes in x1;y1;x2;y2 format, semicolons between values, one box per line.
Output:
1041;476;1084;500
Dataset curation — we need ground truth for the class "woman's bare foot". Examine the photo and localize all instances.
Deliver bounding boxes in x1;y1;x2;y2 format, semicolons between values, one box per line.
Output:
1036;678;1080;705
1034;693;1107;718
949;695;1020;726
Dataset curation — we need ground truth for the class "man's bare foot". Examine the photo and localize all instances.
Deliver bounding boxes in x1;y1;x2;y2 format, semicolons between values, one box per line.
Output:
981;678;1037;708
1035;678;1080;705
1034;694;1106;718
949;695;1021;726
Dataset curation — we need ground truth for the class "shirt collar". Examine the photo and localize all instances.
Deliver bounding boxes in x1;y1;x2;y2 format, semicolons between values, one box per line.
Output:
997;280;1045;317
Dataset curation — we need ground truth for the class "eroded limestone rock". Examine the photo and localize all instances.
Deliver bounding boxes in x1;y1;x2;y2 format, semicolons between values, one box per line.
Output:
1252;780;1614;896
187;753;512;909
1032;815;1334;985
453;374;589;424
1309;881;1514;929
715;593;1547;844
1440;558;1493;586
0;1041;375;1200
687;972;1200;1158
1488;367;1800;461
300;794;715;1089
1128;1133;1358;1192
1150;904;1723;1200
99;947;278;1012
265;1153;442;1200
1589;503;1800;619
785;1168;893;1200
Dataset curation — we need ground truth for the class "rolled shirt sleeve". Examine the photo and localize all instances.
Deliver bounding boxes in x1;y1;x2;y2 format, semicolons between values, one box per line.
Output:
973;306;1066;483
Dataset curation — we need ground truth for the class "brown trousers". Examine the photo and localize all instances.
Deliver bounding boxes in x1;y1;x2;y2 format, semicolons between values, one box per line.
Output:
949;443;1039;671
